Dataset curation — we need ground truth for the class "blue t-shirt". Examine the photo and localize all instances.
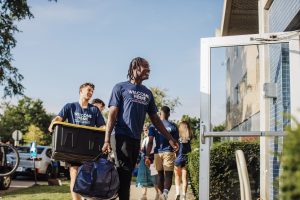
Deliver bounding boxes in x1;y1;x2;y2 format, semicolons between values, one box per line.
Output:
58;102;105;127
108;81;158;140
148;120;179;153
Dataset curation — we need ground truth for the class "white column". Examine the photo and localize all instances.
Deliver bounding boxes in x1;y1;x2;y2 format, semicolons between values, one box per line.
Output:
199;38;211;200
289;35;300;126
258;0;271;199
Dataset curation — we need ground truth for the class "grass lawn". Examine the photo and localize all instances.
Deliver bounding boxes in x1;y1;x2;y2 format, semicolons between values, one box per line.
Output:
2;182;71;200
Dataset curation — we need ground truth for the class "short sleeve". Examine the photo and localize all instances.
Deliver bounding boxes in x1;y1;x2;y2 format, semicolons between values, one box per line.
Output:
147;92;158;115
148;125;156;137
95;109;106;127
58;103;70;121
108;84;122;108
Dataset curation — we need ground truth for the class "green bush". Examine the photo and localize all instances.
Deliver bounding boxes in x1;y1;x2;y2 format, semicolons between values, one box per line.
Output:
280;121;300;199
188;140;260;199
188;138;199;199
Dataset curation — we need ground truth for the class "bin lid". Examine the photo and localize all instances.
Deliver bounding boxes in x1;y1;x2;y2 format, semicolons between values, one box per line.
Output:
53;121;106;132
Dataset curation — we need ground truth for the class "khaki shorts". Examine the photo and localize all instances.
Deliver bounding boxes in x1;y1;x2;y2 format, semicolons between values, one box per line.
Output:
154;152;176;171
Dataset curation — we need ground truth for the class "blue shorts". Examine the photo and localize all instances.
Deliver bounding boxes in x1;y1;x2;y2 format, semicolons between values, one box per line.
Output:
174;155;188;168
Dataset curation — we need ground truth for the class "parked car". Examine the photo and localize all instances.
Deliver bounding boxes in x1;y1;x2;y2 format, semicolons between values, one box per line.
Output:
0;145;13;190
7;146;53;179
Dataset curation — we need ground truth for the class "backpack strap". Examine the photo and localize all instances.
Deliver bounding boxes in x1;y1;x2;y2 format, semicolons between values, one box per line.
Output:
92;152;106;161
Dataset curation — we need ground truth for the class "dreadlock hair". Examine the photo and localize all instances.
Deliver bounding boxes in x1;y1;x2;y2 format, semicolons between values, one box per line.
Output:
127;57;148;80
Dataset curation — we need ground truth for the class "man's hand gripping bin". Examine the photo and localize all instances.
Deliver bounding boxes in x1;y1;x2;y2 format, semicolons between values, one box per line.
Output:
51;122;106;163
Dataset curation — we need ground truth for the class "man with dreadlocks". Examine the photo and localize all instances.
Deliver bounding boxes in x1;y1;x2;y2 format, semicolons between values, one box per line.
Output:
102;57;179;200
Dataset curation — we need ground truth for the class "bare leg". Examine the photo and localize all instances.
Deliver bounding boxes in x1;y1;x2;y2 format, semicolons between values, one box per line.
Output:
140;187;148;200
142;187;147;195
69;166;81;200
174;166;181;195
181;167;188;195
154;185;159;193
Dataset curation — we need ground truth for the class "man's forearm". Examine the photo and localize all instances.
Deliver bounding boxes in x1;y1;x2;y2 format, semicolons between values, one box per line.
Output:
104;107;118;143
48;116;63;132
146;140;153;157
104;119;115;143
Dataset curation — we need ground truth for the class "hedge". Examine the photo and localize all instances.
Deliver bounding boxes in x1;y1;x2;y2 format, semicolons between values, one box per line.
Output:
188;140;260;199
280;121;300;199
188;139;199;199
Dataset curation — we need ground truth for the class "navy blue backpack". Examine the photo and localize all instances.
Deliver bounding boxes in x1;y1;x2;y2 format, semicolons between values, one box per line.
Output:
73;156;119;200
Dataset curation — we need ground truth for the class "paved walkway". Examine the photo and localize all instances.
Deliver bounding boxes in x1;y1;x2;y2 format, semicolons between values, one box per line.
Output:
129;183;196;200
0;180;196;200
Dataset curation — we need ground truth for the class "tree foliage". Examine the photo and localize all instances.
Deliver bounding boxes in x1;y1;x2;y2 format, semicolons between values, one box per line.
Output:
0;0;34;97
212;124;225;143
0;96;53;144
280;119;300;200
150;87;180;112
144;87;180;124
23;124;45;145
0;0;55;98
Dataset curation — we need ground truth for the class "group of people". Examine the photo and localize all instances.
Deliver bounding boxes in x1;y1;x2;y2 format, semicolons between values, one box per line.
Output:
48;57;191;200
136;106;192;200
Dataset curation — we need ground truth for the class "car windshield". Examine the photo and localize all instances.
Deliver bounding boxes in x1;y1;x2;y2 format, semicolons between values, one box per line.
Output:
17;147;45;154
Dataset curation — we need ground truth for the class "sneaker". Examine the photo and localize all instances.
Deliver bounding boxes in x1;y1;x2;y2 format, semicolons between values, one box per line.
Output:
175;194;180;200
159;193;168;200
140;194;147;200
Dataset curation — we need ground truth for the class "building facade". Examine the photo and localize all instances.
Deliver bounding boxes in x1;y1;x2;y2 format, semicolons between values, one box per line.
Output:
220;0;300;199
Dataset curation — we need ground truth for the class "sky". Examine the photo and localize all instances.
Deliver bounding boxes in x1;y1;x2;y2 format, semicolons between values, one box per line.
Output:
4;0;224;121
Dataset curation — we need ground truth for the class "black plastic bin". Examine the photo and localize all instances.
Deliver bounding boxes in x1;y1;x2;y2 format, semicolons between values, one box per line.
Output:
51;122;106;163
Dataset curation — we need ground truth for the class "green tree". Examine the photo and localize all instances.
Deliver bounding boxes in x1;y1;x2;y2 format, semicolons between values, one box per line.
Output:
23;124;46;145
212;124;225;143
143;87;180;124
0;0;55;98
280;119;300;199
0;96;53;143
150;87;180;112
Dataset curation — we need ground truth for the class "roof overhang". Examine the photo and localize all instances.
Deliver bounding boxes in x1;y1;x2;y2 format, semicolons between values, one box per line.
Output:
220;0;259;36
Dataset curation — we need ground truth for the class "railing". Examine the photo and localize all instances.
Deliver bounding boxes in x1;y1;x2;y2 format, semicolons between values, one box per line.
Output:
236;150;251;200
201;130;285;144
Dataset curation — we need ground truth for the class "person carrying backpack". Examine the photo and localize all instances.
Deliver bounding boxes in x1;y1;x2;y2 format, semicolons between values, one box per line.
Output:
101;57;179;200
